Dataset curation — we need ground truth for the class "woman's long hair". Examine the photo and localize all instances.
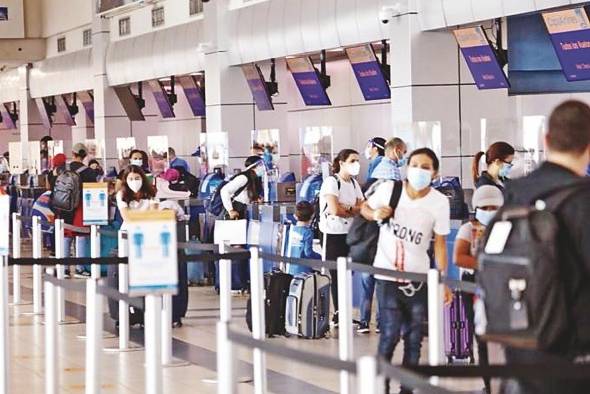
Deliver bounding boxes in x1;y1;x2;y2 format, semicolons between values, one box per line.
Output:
120;165;155;204
242;156;264;201
472;141;515;183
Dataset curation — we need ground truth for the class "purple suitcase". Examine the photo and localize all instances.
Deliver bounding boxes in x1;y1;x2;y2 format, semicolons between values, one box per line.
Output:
444;290;474;363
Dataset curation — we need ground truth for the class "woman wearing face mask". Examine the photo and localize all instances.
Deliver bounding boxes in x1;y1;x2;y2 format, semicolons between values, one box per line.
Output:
319;149;365;327
453;185;503;394
116;165;156;229
473;141;515;191
128;149;151;174
361;147;452;394
220;156;265;220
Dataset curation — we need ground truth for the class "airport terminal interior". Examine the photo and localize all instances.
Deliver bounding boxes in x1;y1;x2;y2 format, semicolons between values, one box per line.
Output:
1;0;590;393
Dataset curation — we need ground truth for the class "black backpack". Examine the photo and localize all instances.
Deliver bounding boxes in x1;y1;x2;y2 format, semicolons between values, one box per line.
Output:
347;180;402;264
172;166;200;197
477;181;589;351
206;173;248;217
52;164;87;214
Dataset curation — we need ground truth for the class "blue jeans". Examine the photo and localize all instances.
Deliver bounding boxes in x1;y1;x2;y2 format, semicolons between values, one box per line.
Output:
64;236;90;273
359;272;380;325
376;280;427;394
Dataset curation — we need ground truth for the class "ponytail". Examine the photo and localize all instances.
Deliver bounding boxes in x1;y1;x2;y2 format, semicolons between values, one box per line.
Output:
472;151;485;184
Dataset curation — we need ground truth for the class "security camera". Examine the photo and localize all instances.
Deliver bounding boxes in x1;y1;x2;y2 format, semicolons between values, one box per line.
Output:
379;4;403;24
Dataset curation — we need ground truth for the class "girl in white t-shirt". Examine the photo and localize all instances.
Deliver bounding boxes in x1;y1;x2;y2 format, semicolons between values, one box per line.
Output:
453;185;503;394
116;165;157;229
319;149;364;326
361;148;451;394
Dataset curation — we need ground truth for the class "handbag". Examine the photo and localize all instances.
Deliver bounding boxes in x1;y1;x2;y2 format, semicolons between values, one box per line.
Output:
214;219;248;245
346;180;402;264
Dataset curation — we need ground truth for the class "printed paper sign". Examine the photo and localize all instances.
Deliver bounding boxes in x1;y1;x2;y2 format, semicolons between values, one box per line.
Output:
346;45;390;101
287;57;331;106
242;64;274;111
82;183;109;226
0;195;9;256
454;26;509;89
127;210;178;296
543;8;590;81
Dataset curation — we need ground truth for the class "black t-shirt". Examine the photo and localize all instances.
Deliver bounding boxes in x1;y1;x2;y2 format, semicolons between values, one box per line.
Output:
503;161;590;353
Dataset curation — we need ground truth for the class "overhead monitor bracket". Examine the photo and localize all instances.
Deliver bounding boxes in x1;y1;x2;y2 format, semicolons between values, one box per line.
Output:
379;40;391;84
317;50;331;90
266;59;279;96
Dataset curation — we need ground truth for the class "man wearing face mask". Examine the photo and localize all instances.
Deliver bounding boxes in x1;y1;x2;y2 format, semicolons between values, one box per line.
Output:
371;138;408;182
364;137;387;180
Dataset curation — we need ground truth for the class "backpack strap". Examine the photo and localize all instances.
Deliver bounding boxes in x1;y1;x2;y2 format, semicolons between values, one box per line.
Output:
388;180;403;212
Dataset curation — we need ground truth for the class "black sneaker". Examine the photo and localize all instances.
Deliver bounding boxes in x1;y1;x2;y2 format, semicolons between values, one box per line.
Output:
356;322;370;334
375;324;381;334
332;311;339;328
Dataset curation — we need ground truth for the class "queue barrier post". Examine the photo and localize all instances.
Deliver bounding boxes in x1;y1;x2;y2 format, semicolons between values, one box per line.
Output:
161;293;188;367
427;269;445;368
90;226;101;279
85;278;104;394
10;213;23;305
249;247;267;394
44;277;58;394
0;256;10;394
32;216;43;315
145;294;163;394
54;219;66;323
216;241;237;394
337;257;354;394
356;356;381;394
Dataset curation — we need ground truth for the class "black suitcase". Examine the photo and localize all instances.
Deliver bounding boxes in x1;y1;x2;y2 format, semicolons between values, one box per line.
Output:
246;271;293;337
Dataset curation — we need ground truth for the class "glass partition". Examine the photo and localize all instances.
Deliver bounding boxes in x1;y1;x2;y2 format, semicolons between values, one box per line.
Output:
300;126;333;180
204;132;229;171
147;136;169;176
251;128;280;171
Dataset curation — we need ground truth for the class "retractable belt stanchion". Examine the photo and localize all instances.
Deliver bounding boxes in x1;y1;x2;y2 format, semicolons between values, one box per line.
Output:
0;255;10;394
427;268;445;385
337;257;354;394
44;274;58;394
85;276;104;394
249;247;267;394
104;230;141;353
161;293;188;367
356;356;381;394
10;213;26;306
54;219;67;323
215;241;237;394
145;293;163;394
23;216;43;316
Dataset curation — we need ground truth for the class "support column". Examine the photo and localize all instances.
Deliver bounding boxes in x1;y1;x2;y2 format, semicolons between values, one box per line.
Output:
17;65;32;171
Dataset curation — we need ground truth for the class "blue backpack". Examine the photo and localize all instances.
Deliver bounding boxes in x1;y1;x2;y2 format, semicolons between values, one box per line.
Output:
206;174;249;217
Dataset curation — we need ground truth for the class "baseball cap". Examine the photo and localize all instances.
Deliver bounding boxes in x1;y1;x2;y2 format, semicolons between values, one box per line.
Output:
52;153;66;168
72;142;88;156
472;185;504;208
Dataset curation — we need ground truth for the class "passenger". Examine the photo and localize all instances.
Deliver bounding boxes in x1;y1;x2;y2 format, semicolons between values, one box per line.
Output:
155;168;191;200
361;147;451;394
319;149;364;327
501;100;590;394
454;185;503;393
167;147;190;173
364;137;386;179
287;201;321;275
116;165;156;230
472;141;515;191
128;149;151;175
371;137;408;181
219;155;265;220
0;152;8;173
88;159;104;177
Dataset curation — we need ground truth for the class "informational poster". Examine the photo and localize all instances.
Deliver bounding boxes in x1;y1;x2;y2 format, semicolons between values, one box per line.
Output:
82;183;109;226
286;57;331;106
0;195;9;256
148;80;175;119
179;75;206;117
543;8;590;81
127;210;178;296
242;64;274;111
345;44;391;100
454;26;509;89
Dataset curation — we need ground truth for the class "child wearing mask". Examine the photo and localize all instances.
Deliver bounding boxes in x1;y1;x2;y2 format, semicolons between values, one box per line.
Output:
286;201;321;275
453;185;503;394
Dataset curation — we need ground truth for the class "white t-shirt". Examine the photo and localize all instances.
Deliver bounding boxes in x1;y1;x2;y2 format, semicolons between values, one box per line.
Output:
455;221;484;276
116;190;151;230
368;181;450;280
319;175;364;234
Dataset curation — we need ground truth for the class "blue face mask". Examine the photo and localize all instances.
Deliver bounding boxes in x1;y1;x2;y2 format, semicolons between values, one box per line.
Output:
406;167;432;191
499;163;513;179
475;209;497;226
396;157;407;168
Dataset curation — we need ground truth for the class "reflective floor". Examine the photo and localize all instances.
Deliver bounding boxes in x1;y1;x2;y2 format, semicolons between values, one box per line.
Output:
7;265;503;393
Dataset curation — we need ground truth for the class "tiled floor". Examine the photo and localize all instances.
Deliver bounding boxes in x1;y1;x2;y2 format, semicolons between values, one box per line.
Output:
6;265;502;393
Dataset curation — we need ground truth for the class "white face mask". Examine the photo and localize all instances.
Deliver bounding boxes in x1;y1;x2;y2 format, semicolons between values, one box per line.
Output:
406;167;432;191
346;162;361;177
127;179;143;193
475;209;497;226
364;147;372;160
130;159;143;167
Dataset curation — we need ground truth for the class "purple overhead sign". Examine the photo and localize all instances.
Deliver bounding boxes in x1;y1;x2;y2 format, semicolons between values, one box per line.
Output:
179;76;205;117
0;103;16;129
148;80;175;119
345;44;390;101
543;8;590;82
242;64;274;111
78;90;94;124
286;57;331;106
454;26;509;89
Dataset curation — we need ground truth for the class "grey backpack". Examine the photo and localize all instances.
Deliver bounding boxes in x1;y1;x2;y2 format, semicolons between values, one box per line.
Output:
52;164;86;213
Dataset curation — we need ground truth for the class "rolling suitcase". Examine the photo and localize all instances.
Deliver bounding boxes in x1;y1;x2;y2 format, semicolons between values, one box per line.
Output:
245;270;293;337
285;272;331;339
444;290;474;363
